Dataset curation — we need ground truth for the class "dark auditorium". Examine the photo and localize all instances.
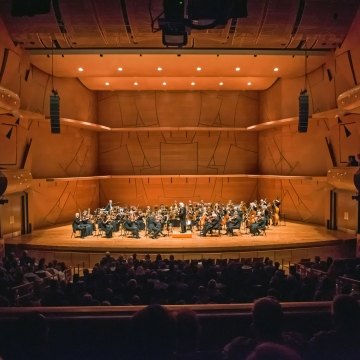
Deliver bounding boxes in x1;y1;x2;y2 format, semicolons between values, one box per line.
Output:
0;0;360;359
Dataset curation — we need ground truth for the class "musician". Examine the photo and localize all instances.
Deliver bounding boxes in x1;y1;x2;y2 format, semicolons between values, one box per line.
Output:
123;213;140;239
146;213;162;239
272;199;281;226
249;214;267;236
81;210;94;236
226;210;242;236
104;200;113;212
135;211;146;231
200;211;221;237
101;214;114;238
178;202;187;233
72;213;87;238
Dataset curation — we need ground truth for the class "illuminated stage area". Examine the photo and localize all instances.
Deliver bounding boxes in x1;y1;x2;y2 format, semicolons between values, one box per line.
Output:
6;221;356;268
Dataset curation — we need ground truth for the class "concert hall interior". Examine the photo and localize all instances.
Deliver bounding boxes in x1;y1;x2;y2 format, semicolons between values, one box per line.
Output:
0;0;359;262
1;1;360;359
0;0;359;260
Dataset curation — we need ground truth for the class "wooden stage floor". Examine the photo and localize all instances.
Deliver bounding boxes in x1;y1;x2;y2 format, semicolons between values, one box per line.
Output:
5;221;355;255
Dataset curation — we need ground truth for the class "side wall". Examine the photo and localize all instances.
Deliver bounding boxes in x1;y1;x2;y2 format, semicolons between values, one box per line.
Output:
258;10;360;228
0;23;99;232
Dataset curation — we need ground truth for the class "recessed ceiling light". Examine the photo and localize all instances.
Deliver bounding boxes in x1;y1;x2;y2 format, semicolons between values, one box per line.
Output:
235;67;240;72
191;81;196;86
162;81;167;86
105;82;110;86
219;81;224;86
134;81;139;86
78;67;84;72
273;67;279;72
247;81;252;86
157;67;163;71
117;67;123;72
196;67;202;71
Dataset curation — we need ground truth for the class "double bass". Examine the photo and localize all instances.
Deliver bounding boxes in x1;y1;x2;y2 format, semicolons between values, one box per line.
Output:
272;200;280;226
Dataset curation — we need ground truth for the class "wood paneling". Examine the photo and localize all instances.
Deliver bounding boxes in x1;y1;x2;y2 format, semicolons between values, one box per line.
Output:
99;177;257;208
31;179;99;229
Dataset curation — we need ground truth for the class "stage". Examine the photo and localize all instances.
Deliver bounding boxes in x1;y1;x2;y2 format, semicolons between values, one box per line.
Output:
5;221;356;268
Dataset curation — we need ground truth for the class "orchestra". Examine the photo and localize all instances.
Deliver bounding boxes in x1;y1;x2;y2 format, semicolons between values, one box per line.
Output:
71;198;282;239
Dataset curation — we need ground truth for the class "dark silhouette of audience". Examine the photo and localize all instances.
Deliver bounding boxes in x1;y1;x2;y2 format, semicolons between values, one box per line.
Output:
246;342;302;360
307;294;360;360
222;297;305;360
128;303;177;360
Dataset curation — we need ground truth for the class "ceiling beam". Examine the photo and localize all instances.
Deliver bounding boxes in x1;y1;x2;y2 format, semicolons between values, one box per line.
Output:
27;48;332;56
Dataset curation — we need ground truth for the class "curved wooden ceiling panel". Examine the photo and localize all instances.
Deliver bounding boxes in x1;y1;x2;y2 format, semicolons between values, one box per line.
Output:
0;0;358;50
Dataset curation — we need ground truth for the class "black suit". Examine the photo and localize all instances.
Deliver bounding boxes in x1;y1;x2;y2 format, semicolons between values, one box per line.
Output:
178;206;187;233
124;218;140;238
146;216;161;238
226;214;241;236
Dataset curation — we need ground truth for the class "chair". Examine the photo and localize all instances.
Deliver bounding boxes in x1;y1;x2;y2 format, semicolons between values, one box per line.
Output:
96;222;106;238
71;224;82;238
258;225;266;236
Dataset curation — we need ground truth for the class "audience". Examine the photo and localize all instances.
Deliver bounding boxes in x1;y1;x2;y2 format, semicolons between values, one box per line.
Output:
307;294;360;360
1;250;360;360
222;297;305;360
129;303;177;360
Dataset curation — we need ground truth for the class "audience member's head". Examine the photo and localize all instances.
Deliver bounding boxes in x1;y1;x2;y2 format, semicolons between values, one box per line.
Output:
246;342;302;360
175;309;201;354
130;304;176;359
332;294;360;334
252;297;283;341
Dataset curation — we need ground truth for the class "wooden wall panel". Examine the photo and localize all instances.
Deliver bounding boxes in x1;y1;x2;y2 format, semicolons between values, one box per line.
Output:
31;180;99;228
0;193;22;237
99;177;258;208
98;91;259;128
258;122;331;176
160;142;198;174
258;178;328;225
336;189;358;231
30;122;98;178
97;91;259;179
99;130;258;175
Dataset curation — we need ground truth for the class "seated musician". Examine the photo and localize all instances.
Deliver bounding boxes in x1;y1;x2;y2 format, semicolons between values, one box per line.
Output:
123;213;140;239
72;213;86;238
135;211;146;231
226;210;242;236
249;214;267;236
146;213;162;239
200;211;220;237
81;210;94;236
100;214;114;238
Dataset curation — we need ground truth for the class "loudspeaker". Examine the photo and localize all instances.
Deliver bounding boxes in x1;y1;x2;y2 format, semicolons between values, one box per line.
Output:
50;93;60;134
12;0;51;16
298;91;309;133
24;69;30;81
326;68;333;81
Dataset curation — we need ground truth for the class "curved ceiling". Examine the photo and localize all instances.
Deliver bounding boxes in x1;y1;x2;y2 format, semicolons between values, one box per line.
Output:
0;0;359;90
